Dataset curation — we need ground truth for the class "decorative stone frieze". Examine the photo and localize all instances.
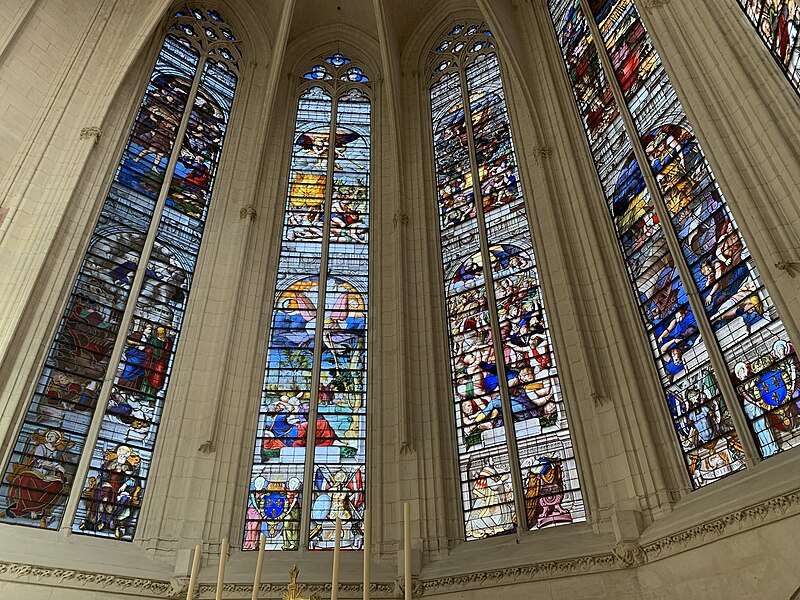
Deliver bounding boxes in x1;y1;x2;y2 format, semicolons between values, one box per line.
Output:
1;488;797;597
612;541;646;567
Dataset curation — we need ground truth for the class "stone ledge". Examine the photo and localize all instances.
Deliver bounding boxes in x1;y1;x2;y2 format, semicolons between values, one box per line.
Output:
0;487;798;598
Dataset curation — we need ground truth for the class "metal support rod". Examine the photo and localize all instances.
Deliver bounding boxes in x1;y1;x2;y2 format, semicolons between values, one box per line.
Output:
579;0;761;465
299;90;340;549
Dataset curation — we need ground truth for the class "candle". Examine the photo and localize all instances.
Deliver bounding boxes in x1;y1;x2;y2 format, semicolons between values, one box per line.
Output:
215;537;228;600
403;503;411;600
251;534;266;600
331;517;342;600
362;509;370;600
186;543;201;600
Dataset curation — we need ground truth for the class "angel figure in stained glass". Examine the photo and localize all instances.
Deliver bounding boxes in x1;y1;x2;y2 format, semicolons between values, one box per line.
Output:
290;132;329;210
465;464;512;539
324;282;366;353
3;429;74;525
737;341;800;441
273;283;318;349
245;476;267;548
310;467;364;548
676;373;744;485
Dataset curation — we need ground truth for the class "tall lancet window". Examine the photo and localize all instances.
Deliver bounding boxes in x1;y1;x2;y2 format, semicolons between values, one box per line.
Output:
738;1;800;94
244;53;370;551
0;6;240;540
429;23;585;540
548;0;800;488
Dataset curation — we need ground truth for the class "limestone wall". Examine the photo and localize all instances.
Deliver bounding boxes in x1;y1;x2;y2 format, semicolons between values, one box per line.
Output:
0;0;799;598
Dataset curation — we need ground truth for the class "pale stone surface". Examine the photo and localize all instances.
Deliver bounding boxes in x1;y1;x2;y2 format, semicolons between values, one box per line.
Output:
0;0;799;598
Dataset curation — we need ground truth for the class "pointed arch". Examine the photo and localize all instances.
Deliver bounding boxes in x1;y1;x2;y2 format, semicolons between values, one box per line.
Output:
429;21;586;539
738;0;800;96
0;4;241;541
547;0;800;487
244;51;371;551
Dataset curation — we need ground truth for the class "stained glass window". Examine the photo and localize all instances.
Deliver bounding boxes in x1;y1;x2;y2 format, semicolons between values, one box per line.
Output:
548;0;800;487
429;23;585;540
244;54;370;551
0;6;240;540
739;0;800;94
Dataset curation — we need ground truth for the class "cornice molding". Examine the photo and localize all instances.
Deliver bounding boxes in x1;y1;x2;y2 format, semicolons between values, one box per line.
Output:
641;489;800;562
1;489;798;598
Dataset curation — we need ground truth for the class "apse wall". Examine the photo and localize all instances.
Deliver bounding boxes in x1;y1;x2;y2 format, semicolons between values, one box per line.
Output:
0;1;799;599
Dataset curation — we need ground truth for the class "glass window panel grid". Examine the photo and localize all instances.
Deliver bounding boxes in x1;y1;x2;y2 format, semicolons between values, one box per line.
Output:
431;23;585;540
546;0;750;486
593;0;800;459
0;19;224;535
738;0;800;94
550;0;800;478
246;58;370;551
72;31;238;540
0;7;242;539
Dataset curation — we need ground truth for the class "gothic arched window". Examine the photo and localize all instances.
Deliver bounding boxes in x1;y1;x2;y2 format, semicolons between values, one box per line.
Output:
548;0;800;487
244;53;370;551
0;5;240;540
738;0;800;94
429;23;585;540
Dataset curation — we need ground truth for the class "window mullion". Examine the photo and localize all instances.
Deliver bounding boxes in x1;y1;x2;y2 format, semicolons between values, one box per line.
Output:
578;0;761;466
299;90;340;550
458;66;530;533
59;54;211;532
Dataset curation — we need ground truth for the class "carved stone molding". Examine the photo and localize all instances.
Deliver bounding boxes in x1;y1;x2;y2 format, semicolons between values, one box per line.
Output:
591;392;610;407
195;581;395;599
0;561;171;596
530;144;552;163
641;489;800;561
418;553;618;595
79;126;102;143
612;541;646;567
0;489;798;598
643;0;671;8
393;210;409;228
394;575;423;598
198;439;215;453
775;260;799;278
240;204;257;221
